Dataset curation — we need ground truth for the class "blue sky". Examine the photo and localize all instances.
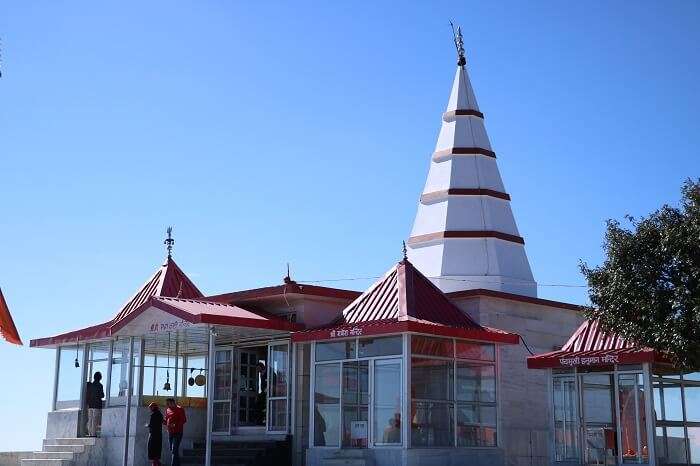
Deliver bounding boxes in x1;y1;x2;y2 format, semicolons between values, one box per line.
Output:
1;0;699;452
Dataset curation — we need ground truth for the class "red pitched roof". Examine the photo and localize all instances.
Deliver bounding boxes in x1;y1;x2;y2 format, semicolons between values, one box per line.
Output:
527;319;661;369
0;288;22;345
205;282;360;304
111;296;303;333
30;257;203;347
293;260;519;344
112;257;203;322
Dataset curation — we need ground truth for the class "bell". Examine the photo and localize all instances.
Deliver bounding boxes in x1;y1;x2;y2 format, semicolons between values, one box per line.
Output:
74;357;80;368
163;381;171;391
188;369;195;387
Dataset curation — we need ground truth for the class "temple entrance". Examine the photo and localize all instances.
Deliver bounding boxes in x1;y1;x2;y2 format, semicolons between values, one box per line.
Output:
238;346;267;427
580;374;617;466
211;340;291;435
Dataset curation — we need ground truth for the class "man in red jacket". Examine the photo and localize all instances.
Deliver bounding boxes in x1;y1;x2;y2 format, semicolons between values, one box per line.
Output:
163;398;187;466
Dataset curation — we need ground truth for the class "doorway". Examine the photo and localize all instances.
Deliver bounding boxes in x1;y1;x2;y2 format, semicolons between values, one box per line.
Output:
580;374;617;466
238;346;267;427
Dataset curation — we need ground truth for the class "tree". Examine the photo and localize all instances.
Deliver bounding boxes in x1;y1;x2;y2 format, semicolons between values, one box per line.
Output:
580;179;700;369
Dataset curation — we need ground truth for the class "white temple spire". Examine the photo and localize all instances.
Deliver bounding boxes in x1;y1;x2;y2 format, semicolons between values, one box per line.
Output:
406;33;537;297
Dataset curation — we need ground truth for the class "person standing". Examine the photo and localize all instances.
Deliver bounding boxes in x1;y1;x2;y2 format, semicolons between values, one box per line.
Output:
163;398;187;466
86;372;104;437
146;402;164;466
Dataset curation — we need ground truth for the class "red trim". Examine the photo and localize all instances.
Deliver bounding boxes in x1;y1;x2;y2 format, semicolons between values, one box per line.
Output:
0;288;22;345
433;147;496;160
205;283;360;304
408;231;525;245
527;349;658;369
30;322;112;348
421;188;511;203
291;320;519;345
447;288;583;312
443;109;484;119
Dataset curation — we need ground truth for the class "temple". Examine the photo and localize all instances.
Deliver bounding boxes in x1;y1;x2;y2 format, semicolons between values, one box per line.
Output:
18;32;627;466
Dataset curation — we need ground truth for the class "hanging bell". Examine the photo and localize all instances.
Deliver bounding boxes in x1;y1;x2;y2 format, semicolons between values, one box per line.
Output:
188;368;195;387
74;357;80;368
163;371;171;391
195;369;206;387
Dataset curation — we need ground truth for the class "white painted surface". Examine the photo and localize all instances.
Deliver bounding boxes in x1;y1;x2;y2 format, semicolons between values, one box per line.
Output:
408;64;538;297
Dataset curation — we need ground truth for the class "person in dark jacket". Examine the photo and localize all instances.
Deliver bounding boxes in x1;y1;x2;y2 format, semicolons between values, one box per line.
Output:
146;402;164;466
85;372;104;437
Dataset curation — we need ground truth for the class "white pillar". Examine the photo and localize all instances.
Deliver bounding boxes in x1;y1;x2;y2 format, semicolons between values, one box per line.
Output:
205;327;216;466
643;363;657;465
105;340;114;406
52;348;60;412
122;336;135;466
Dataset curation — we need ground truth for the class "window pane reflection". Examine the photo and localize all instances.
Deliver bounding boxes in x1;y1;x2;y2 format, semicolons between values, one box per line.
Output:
411;402;453;447
314;363;341;447
374;361;401;445
411;358;453;401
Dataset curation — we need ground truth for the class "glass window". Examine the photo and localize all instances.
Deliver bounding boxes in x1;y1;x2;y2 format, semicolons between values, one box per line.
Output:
342;361;369;447
687;427;700;464
412;336;453;357
269;345;289;397
314;363;341;447
374;360;401;445
683;372;700;382
456;363;495;402
662;383;684;421
110;340;131;402
56;345;83;409
316;341;356;362
411;358;453;401
457;403;496;447
684;385;700;422
358;336;402;358
411;401;454;447
618;373;648;463
666;427;687;464
553;376;579;461
582;374;614;424
655;427;666;464
455;342;494;361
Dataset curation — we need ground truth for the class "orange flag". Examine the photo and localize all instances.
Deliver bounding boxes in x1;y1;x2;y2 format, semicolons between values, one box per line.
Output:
0;288;22;345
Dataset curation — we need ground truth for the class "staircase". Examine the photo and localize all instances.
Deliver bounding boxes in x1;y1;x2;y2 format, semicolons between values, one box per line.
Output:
20;438;98;466
182;438;290;466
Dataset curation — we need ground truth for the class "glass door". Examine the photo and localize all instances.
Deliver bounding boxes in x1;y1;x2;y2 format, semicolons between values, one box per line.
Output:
267;343;290;433
372;358;402;446
212;348;233;434
238;349;263;426
580;374;617;465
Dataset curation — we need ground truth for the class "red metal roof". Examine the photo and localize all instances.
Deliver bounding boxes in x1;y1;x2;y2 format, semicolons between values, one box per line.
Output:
112;257;203;322
0;288;22;345
293;260;519;344
205;281;360;304
31;257;203;347
527;319;661;369
111;296;303;333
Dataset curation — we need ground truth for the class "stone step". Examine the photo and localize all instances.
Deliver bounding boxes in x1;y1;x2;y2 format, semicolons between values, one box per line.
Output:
31;452;75;460
43;445;85;454
20;459;73;466
43;438;96;447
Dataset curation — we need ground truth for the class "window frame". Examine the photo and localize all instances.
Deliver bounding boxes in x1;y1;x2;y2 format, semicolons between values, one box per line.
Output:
409;334;498;449
310;334;405;450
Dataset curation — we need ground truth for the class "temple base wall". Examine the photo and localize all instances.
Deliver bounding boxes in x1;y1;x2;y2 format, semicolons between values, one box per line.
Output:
306;447;505;466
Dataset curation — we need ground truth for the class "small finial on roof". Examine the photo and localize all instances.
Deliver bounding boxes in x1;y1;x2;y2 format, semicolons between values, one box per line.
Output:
450;21;466;67
164;226;175;259
284;262;294;284
402;241;408;261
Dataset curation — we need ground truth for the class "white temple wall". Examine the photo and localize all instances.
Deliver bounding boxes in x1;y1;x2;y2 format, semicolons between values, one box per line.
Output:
453;295;584;466
420;157;506;194
435;117;493;151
